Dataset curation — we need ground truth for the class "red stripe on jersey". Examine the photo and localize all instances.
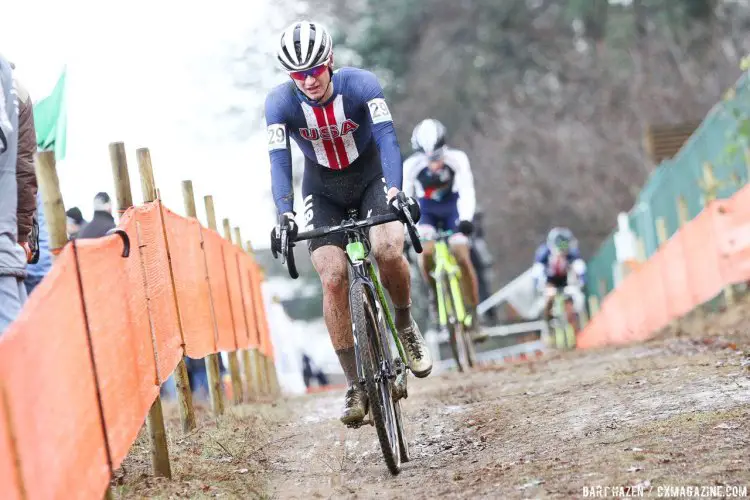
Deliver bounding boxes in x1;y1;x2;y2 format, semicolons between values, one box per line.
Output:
324;102;351;169
312;106;340;169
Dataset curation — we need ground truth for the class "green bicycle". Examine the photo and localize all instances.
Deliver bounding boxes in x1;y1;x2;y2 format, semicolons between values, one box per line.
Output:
278;208;422;475
429;228;477;372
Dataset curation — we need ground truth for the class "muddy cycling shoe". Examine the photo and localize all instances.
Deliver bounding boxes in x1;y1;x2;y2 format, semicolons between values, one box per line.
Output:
340;384;368;425
398;320;433;378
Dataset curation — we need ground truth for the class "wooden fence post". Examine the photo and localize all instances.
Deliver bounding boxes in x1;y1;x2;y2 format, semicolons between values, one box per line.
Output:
234;227;267;396
247;240;278;397
126;144;197;434
231;225;260;400
246;240;275;397
222;218;253;401
181;181;225;417
129;146;172;478
35;151;68;256
205;196;243;406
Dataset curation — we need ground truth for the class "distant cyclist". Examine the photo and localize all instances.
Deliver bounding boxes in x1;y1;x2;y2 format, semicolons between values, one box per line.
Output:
265;21;432;426
532;227;587;330
403;118;484;340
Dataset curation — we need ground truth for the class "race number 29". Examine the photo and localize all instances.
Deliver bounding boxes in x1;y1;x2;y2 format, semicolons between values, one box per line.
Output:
267;123;287;151
367;98;393;124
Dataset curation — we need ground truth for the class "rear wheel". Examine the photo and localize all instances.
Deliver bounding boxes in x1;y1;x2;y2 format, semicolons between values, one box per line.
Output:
350;281;401;475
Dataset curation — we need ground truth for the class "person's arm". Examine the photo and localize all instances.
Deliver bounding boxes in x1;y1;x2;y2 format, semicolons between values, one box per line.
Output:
358;71;402;192
15;79;37;244
265;92;294;216
401;155;419;199
452;150;476;222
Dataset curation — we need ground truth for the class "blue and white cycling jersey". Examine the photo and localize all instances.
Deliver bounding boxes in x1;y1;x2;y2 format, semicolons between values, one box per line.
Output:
264;67;402;215
533;243;585;282
402;147;476;222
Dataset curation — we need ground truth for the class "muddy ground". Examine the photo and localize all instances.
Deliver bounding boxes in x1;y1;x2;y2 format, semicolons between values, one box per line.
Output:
116;300;750;499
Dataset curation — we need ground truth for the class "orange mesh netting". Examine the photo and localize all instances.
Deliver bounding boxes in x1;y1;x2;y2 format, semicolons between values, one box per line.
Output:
238;256;259;349
0;199;280;499
75;221;159;471
0;246;110;500
250;262;273;359
580;185;750;348
224;246;250;349
202;228;236;351
0;383;23;500
134;202;183;382
162;207;216;358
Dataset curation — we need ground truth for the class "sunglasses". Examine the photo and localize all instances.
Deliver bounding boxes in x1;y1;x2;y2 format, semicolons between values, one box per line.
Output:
288;61;329;81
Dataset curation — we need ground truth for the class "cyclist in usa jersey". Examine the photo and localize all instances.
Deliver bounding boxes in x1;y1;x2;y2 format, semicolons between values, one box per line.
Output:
265;21;433;426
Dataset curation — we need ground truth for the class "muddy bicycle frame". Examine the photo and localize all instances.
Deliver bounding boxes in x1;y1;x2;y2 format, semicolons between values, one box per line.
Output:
430;229;470;329
279;207;422;474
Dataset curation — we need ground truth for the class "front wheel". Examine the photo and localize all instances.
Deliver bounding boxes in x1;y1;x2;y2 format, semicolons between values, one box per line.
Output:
351;281;401;475
441;275;476;372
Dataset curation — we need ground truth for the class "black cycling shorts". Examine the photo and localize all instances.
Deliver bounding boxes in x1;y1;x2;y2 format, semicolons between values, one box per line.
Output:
301;141;391;252
546;275;568;289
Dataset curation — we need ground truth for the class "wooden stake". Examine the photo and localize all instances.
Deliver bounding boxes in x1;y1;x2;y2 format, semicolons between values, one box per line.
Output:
232;226;260;400
136;148;157;202
109;142;134;214
146;397;171;478
132;146;172;478
130;145;195;433
222;218;250;401
182;181;225;417
206;197;243;405
35;151;68;255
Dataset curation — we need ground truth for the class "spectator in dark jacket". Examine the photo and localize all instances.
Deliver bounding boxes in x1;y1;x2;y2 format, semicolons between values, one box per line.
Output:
0;56;27;334
66;207;86;240
77;192;115;239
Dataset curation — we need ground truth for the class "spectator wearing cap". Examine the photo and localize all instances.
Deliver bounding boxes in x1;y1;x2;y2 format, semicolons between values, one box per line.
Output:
66;207;86;240
77;192;115;239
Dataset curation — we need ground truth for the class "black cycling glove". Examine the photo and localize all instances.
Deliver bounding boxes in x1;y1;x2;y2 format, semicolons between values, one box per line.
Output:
388;191;421;224
270;212;298;258
457;220;474;236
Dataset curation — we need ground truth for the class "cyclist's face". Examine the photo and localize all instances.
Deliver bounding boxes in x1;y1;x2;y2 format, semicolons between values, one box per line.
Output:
428;158;444;172
292;63;332;101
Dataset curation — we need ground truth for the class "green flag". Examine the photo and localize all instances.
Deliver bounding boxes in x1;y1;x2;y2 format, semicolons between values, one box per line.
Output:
33;67;67;161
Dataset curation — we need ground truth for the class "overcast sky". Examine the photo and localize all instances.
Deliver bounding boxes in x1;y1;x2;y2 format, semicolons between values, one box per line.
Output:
1;0;310;247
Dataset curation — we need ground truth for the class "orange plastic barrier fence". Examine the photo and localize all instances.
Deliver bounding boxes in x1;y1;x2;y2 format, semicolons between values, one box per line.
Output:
0;200;275;500
579;183;750;348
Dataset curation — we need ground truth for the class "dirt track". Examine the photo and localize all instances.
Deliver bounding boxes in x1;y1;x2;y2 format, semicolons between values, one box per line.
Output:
118;303;750;499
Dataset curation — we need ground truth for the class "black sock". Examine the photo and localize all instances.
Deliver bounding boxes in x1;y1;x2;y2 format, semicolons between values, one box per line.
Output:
336;347;358;386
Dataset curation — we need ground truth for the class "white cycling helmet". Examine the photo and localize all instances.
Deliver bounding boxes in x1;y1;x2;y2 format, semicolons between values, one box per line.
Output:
277;21;333;72
411;118;447;156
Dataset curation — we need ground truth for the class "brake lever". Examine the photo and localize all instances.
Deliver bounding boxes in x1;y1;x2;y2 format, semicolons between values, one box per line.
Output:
402;207;423;254
271;225;280;259
280;226;288;265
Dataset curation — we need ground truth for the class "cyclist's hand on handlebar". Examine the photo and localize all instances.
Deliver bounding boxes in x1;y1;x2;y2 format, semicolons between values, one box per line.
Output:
458;220;474;236
270;212;298;258
388;191;421;225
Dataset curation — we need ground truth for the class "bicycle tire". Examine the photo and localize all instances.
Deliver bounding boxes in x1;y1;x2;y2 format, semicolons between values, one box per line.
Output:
350;280;401;475
394;399;410;462
448;274;478;369
441;275;468;372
